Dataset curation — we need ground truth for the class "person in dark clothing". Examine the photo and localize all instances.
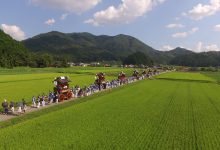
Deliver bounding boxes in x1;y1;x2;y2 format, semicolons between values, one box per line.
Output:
2;99;9;115
78;89;83;97
22;99;27;113
9;101;14;108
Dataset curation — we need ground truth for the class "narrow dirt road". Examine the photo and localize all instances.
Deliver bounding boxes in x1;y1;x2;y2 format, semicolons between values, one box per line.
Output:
0;99;74;122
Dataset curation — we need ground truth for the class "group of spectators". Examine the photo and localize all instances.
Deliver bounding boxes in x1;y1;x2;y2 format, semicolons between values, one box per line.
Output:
1;93;59;115
1;99;27;115
31;93;58;109
1;69;162;115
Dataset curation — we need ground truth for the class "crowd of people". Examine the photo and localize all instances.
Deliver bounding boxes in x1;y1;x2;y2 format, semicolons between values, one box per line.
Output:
1;69;163;115
1;99;27;115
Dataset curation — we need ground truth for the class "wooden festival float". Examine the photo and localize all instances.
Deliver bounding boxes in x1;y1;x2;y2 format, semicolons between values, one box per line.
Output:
53;76;73;102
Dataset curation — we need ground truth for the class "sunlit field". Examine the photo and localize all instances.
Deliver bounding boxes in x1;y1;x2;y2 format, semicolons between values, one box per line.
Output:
1;71;220;149
156;72;216;82
0;67;133;103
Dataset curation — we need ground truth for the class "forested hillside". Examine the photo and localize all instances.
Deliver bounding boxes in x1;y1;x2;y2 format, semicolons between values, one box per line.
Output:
0;30;29;68
1;30;220;67
23;31;164;63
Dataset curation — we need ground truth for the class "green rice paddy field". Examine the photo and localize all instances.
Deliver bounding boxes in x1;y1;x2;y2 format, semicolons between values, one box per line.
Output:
0;67;133;103
156;72;216;82
1;69;220;149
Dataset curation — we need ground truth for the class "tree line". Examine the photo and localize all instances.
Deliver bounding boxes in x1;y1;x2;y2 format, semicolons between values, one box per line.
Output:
0;30;68;68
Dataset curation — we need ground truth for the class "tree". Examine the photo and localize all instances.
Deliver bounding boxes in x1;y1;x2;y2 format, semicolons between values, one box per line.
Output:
0;30;29;68
123;52;154;65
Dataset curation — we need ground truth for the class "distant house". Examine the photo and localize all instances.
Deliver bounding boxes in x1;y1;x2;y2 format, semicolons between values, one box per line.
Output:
74;63;89;67
104;64;111;67
122;64;135;68
80;63;89;67
90;62;100;67
67;62;75;67
128;64;135;68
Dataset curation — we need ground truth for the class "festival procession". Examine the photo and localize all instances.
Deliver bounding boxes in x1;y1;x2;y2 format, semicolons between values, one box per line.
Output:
1;69;163;116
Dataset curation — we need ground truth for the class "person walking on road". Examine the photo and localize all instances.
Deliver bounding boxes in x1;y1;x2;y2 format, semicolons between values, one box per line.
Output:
10;101;15;114
32;96;36;108
22;99;27;113
2;99;9;115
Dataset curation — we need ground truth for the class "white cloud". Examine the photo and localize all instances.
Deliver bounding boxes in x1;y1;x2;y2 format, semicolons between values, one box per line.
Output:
195;41;203;52
190;27;199;33
30;0;101;13
172;27;199;38
85;0;166;26
214;24;220;31
205;44;220;51
195;42;220;52
184;0;220;20
60;13;69;20
1;24;26;41
160;45;174;51
45;18;55;25
166;23;185;28
172;32;188;38
159;42;220;52
175;17;180;21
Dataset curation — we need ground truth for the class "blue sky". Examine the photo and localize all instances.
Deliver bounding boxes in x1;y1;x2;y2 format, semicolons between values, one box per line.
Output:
1;0;220;52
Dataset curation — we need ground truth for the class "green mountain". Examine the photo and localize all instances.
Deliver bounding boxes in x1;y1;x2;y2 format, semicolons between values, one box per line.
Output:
123;52;154;65
22;31;220;67
166;47;194;56
170;51;220;67
23;31;165;63
0;30;29;68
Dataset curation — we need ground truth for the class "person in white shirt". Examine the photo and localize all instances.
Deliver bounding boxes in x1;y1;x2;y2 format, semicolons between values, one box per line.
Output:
42;99;45;107
32;96;36;107
37;96;41;108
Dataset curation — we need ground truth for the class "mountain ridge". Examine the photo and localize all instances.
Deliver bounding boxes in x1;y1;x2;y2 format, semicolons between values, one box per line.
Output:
24;31;220;54
0;30;218;67
22;31;220;66
23;31;163;62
